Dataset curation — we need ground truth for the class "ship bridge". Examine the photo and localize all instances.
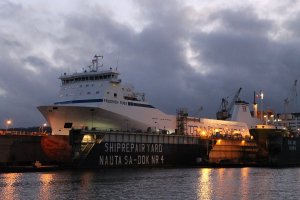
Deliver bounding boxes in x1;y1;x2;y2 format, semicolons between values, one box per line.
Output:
59;55;121;85
60;69;120;85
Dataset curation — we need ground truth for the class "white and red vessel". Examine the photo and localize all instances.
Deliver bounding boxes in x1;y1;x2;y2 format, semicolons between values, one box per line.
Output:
38;55;250;137
37;55;255;166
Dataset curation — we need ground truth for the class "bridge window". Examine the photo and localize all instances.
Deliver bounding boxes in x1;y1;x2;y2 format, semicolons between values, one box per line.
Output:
114;93;117;98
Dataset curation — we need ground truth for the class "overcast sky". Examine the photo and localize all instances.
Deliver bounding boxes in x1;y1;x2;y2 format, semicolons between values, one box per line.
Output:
1;0;300;128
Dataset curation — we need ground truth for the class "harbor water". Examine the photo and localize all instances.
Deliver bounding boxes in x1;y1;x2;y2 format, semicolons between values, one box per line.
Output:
1;167;300;200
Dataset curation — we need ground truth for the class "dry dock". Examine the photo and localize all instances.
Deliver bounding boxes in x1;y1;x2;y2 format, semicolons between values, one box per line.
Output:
0;130;259;171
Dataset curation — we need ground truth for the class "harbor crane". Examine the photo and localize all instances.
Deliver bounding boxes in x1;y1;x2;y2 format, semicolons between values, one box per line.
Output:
284;80;298;113
216;88;242;120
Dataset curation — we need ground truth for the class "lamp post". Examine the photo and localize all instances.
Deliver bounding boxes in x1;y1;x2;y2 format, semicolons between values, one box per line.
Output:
5;120;12;133
41;123;47;133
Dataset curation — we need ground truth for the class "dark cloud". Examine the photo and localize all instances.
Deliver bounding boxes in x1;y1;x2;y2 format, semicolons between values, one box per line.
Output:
23;56;51;69
1;0;300;128
188;7;300;115
210;7;274;36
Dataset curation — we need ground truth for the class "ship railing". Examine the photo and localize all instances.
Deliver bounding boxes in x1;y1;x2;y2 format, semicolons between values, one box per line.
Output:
193;133;253;141
0;130;48;136
71;127;254;142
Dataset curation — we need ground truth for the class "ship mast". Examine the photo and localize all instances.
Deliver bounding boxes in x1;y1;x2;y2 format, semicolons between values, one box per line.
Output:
91;54;103;72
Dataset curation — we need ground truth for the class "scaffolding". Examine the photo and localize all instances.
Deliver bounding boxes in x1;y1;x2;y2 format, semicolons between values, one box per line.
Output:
176;108;188;135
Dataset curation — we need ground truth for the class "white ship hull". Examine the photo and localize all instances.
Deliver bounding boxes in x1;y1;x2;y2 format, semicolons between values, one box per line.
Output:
38;105;175;135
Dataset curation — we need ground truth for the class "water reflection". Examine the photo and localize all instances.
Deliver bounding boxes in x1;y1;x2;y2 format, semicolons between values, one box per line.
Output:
0;168;299;199
38;173;54;200
197;168;252;200
77;172;94;199
1;173;22;200
240;168;250;200
218;168;225;177
197;168;212;200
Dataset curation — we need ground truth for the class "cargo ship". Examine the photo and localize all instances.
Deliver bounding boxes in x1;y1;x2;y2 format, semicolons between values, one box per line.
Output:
38;55;257;168
250;124;300;166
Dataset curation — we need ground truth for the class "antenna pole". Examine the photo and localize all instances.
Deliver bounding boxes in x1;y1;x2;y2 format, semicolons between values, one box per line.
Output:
294;79;298;111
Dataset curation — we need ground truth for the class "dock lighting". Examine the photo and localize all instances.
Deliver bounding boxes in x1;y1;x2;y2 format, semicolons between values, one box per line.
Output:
216;139;221;145
241;140;245;145
5;120;12;132
260;91;264;100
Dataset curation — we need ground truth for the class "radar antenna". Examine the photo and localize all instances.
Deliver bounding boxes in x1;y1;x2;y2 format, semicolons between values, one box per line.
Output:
92;54;103;71
284;79;298;113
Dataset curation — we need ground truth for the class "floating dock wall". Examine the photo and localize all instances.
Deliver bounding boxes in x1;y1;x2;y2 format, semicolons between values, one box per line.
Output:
209;139;257;164
0;135;53;166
